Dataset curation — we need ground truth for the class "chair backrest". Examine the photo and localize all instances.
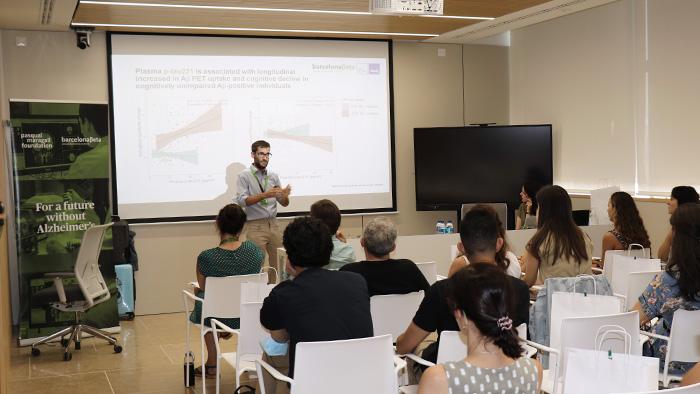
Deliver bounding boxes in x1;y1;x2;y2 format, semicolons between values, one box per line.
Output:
462;203;508;229
415;262;437;285
370;291;424;341
201;273;267;322
436;325;529;364
74;223;112;308
603;249;652;283
237;302;267;364
668;309;700;363
240;281;274;303
609;255;660;295
558;311;641;377
436;331;467;364
293;335;397;394
624;271;661;311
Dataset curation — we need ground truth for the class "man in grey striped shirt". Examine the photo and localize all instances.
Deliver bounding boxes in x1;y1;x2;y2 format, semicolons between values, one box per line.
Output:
235;140;291;276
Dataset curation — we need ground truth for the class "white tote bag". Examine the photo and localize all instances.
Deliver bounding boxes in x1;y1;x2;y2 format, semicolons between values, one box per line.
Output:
562;328;658;394
609;254;661;297
550;276;624;352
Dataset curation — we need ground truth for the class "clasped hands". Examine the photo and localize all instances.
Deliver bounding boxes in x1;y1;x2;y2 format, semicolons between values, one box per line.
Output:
263;184;292;201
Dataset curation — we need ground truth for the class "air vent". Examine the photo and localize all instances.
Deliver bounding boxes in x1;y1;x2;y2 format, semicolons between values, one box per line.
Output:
40;0;55;25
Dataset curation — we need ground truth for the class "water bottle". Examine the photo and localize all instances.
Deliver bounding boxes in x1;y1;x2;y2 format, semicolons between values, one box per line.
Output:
184;351;195;387
446;220;454;234
436;220;445;234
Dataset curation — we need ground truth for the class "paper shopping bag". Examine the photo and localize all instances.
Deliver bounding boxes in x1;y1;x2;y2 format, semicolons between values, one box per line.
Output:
562;347;659;394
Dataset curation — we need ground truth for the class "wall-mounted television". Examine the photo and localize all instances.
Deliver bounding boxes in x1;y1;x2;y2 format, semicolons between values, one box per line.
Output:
414;125;552;223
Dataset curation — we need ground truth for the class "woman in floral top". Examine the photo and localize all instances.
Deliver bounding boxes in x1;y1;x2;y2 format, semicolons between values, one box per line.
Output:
635;202;700;375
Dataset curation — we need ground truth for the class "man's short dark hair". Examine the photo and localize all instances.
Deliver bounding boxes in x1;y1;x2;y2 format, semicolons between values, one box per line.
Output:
459;205;500;257
309;199;341;234
251;140;270;153
283;217;333;268
79;104;108;137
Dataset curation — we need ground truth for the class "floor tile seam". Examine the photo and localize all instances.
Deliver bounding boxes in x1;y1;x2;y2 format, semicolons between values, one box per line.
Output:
104;370;116;394
12;369;108;382
159;344;176;365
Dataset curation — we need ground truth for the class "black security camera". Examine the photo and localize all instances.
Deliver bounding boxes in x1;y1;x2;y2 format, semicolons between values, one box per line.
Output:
73;27;94;50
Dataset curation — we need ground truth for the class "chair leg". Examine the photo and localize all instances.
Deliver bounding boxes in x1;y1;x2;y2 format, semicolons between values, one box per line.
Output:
31;326;74;348
80;325;118;345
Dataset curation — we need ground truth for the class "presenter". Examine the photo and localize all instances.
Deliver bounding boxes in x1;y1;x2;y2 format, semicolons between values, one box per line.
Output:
235;140;291;277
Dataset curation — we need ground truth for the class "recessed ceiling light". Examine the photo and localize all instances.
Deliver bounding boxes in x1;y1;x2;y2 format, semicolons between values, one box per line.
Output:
78;1;494;20
71;22;440;37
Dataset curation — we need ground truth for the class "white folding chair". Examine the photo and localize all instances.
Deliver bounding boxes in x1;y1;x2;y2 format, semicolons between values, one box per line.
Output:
612;382;700;393
182;272;267;394
622;271;660;311
642;309;700;387
370;291;424;342
415;262;438;285
256;335;403;394
240;282;275;303
211;301;268;393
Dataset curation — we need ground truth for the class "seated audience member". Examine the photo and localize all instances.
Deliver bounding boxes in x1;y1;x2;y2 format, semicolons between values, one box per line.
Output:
601;191;651;266
418;264;542;394
396;208;530;379
682;363;700;387
259;217;373;391
340;217;429;296
448;205;521;279
309;199;356;269
515;181;541;230
522;185;592;287
658;186;699;262
634;202;700;376
190;204;264;377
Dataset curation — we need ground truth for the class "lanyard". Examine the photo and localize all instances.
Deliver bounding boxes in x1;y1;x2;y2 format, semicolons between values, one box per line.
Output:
251;168;269;206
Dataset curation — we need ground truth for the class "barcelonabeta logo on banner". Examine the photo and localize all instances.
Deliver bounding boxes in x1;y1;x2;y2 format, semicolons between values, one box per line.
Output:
8;100;119;342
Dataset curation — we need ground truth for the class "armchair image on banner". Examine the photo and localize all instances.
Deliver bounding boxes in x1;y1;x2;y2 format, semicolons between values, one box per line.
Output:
8;100;119;344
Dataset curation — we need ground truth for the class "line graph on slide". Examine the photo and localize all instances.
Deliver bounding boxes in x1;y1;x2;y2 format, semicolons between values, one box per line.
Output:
264;124;334;152
154;103;223;151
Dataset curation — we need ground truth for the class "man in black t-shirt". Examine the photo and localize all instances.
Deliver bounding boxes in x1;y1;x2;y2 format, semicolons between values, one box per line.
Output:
396;205;530;379
260;217;373;391
340;217;430;296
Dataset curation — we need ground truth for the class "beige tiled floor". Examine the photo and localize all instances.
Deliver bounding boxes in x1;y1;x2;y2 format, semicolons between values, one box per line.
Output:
10;313;253;393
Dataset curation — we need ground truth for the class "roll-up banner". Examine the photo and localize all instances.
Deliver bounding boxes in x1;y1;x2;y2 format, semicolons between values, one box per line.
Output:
8;100;119;344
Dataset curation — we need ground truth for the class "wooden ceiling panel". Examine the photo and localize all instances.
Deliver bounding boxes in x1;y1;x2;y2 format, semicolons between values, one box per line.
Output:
73;3;478;36
72;0;557;40
446;0;554;17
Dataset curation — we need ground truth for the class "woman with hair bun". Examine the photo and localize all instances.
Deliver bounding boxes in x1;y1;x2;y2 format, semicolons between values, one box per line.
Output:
190;203;264;378
417;263;542;394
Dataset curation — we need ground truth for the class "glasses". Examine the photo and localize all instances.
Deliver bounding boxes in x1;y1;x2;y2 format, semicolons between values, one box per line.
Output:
256;152;272;158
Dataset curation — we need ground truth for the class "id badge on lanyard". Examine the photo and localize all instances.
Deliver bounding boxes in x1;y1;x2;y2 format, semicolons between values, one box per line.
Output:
252;169;269;206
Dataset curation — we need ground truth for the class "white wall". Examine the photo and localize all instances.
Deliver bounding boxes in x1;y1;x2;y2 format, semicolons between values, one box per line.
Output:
510;0;700;195
1;31;509;314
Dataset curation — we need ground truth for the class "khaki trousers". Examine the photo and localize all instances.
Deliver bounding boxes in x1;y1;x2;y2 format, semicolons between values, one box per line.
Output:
259;352;290;394
245;218;282;280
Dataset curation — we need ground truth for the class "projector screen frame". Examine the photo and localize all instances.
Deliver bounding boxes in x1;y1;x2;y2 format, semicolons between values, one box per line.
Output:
106;32;397;223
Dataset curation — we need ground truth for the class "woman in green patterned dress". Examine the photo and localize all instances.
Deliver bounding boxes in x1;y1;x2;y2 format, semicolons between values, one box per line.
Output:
191;203;264;378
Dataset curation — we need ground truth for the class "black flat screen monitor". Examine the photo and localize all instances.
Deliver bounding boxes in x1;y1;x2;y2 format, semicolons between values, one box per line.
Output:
414;125;553;214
